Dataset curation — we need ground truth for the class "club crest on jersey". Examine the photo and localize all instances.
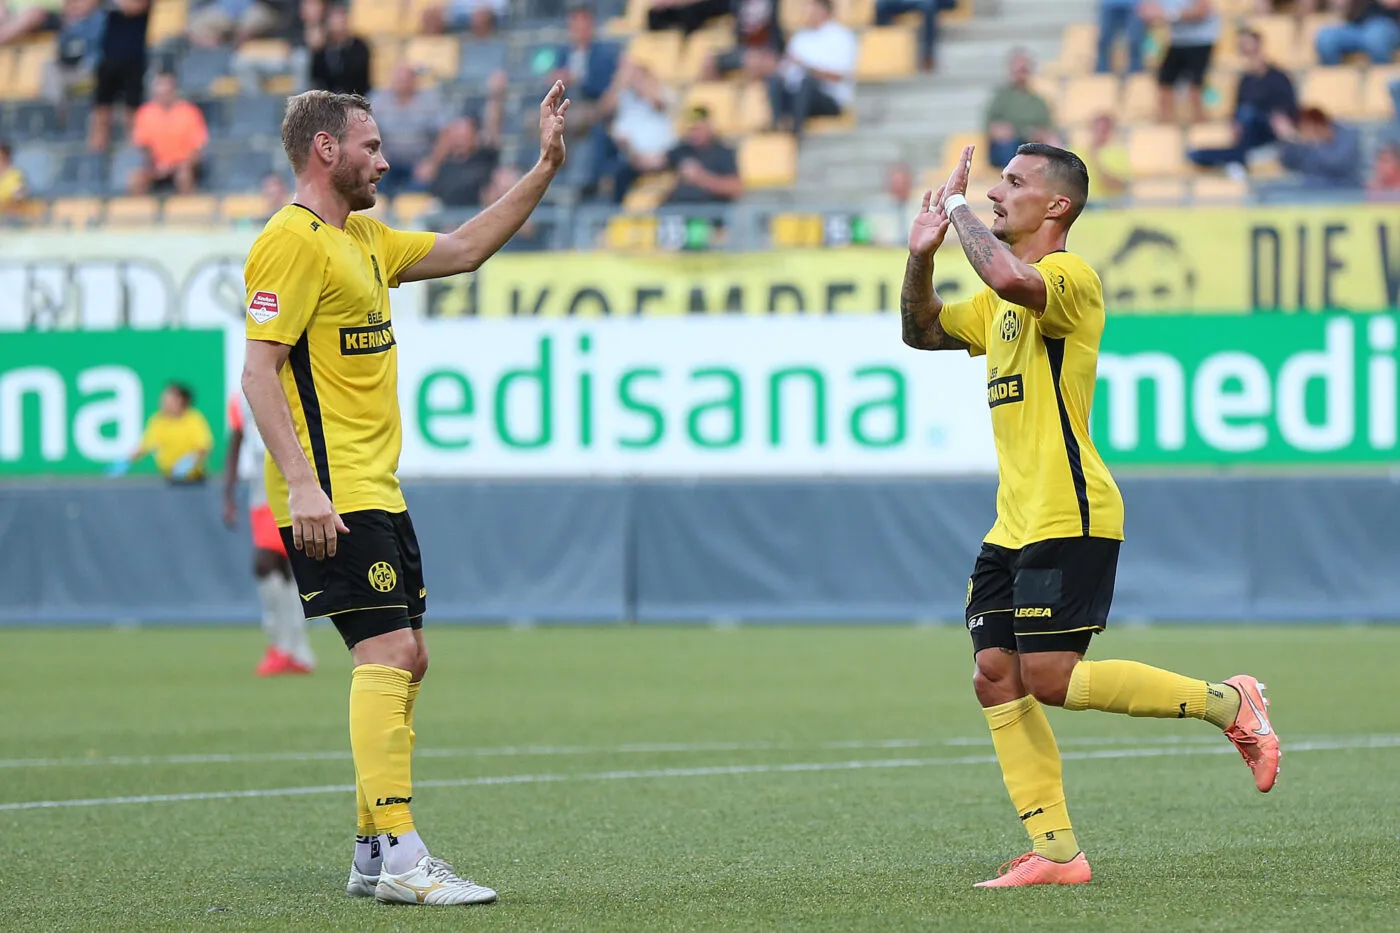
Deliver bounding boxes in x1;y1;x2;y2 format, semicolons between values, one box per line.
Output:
247;290;280;324
999;308;1021;342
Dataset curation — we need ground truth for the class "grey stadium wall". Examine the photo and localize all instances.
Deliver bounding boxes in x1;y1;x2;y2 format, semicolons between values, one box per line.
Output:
0;476;1397;626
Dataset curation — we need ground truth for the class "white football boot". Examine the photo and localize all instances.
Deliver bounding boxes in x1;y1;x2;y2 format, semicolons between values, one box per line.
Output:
346;864;379;898
374;855;497;905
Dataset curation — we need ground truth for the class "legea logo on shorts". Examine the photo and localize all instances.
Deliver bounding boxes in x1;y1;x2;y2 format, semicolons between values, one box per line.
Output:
368;561;397;592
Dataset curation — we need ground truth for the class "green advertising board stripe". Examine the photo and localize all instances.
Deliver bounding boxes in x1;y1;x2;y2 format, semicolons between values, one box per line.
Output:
0;330;226;476
1095;314;1399;466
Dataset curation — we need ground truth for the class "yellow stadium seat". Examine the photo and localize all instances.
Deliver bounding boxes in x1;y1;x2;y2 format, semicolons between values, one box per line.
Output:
264;73;296;95
350;0;411;38
806;112;857;135
1122;72;1159;122
221;193;270;224
1300;66;1364;120
1131;178;1186;203
50;197;104;229
1299;13;1343;67
625;31;684;82
404;36;460;83
209;75;241;97
684;82;740;137
1250;15;1302;69
770;212;825;248
782;0;869;33
1129;124;1186;178
370;39;403;91
677;27;730;83
737;80;772;134
738;132;797;189
105;196;160;227
162;194;220;226
843;0;874;27
941;131;998;183
942;0;973;23
857;26;917;80
12;42;50;98
622;172;675;211
1363;65;1400;119
603;214;657;251
237;38;291;64
148;0;188;46
1186;121;1234;151
392;192;437;225
0;49;16;102
1046;23;1096;77
1058;74;1121;127
1191;174;1249;203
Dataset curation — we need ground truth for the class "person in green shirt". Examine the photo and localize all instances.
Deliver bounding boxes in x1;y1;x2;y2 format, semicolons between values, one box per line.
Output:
984;48;1054;169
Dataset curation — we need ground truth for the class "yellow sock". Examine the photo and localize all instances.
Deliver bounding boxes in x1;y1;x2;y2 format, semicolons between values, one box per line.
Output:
405;681;422;746
349;664;416;838
984;695;1080;863
1065;660;1214;720
355;769;374;836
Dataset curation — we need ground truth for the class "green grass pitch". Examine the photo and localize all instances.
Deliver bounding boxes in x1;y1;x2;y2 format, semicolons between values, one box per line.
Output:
4;624;1399;932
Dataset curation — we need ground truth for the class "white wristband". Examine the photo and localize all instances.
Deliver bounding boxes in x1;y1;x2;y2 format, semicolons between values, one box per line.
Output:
944;193;968;212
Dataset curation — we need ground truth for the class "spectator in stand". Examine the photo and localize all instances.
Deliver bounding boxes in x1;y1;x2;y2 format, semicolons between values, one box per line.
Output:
89;0;150;152
307;1;368;95
1141;0;1218;125
646;0;729;35
1096;0;1145;73
648;105;742;206
414;69;504;207
1085;112;1130;198
875;0;956;72
421;0;503;38
599;56;677;201
869;160;920;246
233;0;314;94
45;0;105;108
0;0;61;44
768;0;856;138
187;0;279;47
542;1;621;137
0;141;29;219
984;48;1052;168
1271;106;1362;188
707;0;782;81
1368;141;1400;197
1187;27;1295;176
369;63;443;196
128;70;208;195
1316;0;1400;64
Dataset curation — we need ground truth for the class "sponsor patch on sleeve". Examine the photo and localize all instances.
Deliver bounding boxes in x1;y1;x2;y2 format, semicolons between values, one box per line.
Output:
247;290;280;324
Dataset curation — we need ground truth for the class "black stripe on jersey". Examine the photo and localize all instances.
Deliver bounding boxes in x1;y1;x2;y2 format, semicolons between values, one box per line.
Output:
1042;336;1091;537
288;332;333;501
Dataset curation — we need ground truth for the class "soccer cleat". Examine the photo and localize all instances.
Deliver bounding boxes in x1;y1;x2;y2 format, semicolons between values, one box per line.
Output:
346;864;379;898
1222;674;1281;793
375;855;497;906
975;852;1092;888
255;648;292;677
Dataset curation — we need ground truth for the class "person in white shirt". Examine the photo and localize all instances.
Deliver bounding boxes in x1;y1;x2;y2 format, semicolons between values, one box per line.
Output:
768;0;856;138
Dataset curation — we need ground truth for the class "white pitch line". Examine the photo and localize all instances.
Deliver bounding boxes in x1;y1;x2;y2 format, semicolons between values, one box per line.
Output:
2;736;1397;814
0;734;1249;771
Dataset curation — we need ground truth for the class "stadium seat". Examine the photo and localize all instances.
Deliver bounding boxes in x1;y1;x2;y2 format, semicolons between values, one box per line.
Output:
50;197;104;228
1191;174;1249;203
148;0;188;46
603;214;658;250
221;193;270;223
770;212;825;248
1299;13;1343;67
371;39;403;90
459;38;509;85
677;27;730;83
107;146;148;196
684;82;740;137
163;194;220;225
622;172;675;211
105;196;160;227
11;41;50;99
404;36;461;83
1122;72;1159;122
941;131;998;183
625;31;684;82
738;132;797;189
350;0;413;37
1046;23;1096;77
806;112;857;134
7;100;58;138
1363;65;1400;119
179;47;235;96
228;95;285;140
0;50;16;102
1128;124;1186;177
1185;121;1234;151
54;151;106;196
1131;178;1186;203
737;80;772;134
1059;74;1121;127
856;26;917;80
1250;15;1301;69
1300;66;1364;120
237;38;292;65
392;192;436;225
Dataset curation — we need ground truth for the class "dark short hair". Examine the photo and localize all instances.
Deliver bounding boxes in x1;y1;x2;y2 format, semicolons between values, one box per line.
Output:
1015;142;1090;226
166;381;194;405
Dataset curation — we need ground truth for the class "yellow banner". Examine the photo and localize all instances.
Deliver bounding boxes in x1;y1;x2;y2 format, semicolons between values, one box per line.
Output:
428;203;1400;317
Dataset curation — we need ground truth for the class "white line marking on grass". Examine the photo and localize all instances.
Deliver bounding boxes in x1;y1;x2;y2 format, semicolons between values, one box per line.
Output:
0;734;1257;771
2;735;1397;814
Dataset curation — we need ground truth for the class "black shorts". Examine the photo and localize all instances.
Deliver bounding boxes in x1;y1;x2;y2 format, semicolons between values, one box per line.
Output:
94;58;146;108
964;536;1120;655
281;509;427;649
1157;43;1212;88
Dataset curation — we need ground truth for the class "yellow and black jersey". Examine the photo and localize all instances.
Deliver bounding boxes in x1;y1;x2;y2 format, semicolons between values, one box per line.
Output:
243;204;436;526
940;250;1124;549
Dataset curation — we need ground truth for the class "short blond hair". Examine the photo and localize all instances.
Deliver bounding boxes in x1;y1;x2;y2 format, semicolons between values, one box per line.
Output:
280;90;373;174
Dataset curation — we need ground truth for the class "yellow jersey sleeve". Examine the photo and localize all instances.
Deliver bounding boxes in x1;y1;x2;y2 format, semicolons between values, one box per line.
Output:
356;216;437;286
1033;252;1100;339
243;227;326;346
939;287;995;357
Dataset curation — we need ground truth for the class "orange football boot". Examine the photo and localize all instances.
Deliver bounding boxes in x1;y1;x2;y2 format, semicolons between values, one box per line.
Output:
975;852;1092;888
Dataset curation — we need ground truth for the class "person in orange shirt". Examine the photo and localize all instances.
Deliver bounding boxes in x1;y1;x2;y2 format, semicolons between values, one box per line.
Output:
128;71;208;195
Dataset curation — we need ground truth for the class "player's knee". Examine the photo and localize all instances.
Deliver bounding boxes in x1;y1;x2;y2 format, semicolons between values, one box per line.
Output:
410;643;429;682
353;628;419;674
973;650;1020;706
1020;661;1071;708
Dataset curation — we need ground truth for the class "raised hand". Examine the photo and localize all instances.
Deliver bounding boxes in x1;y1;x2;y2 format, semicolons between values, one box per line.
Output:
939;144;974;210
909;184;950;258
539;80;570;170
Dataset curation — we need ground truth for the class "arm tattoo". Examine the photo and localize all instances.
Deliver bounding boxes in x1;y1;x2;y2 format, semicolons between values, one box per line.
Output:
949;205;1004;281
900;253;968;351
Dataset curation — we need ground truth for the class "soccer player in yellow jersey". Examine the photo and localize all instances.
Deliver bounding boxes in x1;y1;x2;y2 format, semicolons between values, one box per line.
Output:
900;143;1282;887
240;83;570;906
